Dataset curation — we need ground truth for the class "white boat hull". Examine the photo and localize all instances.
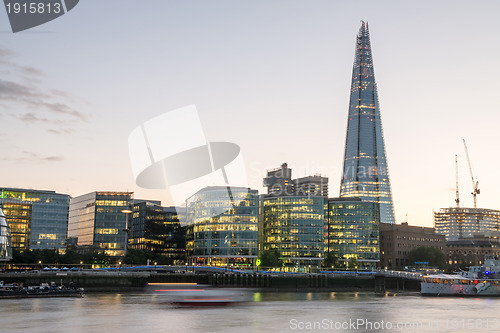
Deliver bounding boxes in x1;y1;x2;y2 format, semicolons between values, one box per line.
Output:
421;282;500;296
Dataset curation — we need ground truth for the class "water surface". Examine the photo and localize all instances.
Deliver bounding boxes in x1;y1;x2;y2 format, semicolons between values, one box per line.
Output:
2;291;499;332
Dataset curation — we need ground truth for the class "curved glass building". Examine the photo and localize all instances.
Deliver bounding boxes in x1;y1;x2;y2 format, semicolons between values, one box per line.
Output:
340;22;396;224
0;188;70;252
0;207;13;261
185;186;258;267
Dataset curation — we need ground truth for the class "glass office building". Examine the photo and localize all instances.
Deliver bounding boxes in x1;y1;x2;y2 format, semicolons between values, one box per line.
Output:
0;188;70;252
434;207;500;241
185;186;258;267
340;21;396;224
261;196;325;269
68;192;133;257
327;198;380;269
130;200;185;264
0;207;13;261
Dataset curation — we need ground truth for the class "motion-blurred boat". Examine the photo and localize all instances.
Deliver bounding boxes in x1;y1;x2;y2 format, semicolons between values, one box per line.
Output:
150;283;250;306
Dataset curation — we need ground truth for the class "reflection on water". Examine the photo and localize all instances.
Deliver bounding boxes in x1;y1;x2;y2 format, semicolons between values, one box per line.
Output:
2;291;500;332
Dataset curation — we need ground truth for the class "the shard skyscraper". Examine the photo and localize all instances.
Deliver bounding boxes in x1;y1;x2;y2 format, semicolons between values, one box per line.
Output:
340;21;396;224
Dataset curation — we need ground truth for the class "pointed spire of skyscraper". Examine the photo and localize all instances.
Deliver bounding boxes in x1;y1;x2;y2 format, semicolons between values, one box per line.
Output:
340;22;396;224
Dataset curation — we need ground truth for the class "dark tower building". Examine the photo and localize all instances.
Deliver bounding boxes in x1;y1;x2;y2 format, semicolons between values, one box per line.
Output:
340;21;396;224
263;163;293;196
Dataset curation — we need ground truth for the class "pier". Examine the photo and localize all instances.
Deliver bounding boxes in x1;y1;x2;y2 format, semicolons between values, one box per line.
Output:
0;268;424;292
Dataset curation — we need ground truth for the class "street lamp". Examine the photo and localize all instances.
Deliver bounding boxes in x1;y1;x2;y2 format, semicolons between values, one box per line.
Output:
121;208;133;258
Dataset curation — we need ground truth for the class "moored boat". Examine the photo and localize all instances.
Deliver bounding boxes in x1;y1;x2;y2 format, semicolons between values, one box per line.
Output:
0;281;84;298
421;255;500;296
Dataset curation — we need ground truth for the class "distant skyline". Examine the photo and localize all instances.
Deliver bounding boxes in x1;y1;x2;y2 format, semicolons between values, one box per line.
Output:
1;1;500;228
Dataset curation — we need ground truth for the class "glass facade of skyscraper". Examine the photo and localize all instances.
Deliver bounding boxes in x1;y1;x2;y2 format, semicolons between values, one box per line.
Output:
261;196;325;269
68;192;133;257
434;207;500;241
0;203;31;251
185;186;258;267
0;207;13;261
340;21;396;224
327;198;380;269
0;188;69;252
130;200;186;263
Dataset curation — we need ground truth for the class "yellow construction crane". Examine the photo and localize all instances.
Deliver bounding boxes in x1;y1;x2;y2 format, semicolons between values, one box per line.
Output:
463;139;480;208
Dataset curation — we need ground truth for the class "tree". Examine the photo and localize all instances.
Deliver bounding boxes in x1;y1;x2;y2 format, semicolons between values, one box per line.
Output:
322;252;338;268
123;249;150;265
89;251;111;268
347;258;359;269
60;249;82;265
259;249;282;268
408;247;446;270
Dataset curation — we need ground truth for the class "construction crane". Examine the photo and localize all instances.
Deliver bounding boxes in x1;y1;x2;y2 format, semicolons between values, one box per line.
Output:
463;139;480;208
455;154;460;208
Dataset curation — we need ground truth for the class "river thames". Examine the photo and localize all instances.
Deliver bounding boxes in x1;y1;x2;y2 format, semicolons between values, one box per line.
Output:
2;291;500;332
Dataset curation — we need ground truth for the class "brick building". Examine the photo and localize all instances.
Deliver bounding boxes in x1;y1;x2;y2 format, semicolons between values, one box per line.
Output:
379;222;446;270
446;232;500;269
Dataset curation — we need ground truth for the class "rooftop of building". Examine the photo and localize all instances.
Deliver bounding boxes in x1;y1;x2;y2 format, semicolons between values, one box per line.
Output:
0;187;69;196
294;175;328;182
446;239;500;247
435;207;500;214
379;222;442;235
328;197;363;202
190;186;256;197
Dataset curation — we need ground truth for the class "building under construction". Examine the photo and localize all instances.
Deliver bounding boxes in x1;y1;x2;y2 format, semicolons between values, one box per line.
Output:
434;140;500;241
434;208;500;241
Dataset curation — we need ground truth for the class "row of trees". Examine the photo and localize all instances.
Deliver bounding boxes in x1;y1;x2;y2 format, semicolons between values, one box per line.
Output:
10;249;183;267
259;250;358;269
9;246;447;270
258;246;447;270
11;249;111;267
408;246;447;270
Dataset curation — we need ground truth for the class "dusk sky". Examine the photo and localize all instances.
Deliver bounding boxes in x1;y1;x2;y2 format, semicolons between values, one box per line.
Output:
1;1;499;227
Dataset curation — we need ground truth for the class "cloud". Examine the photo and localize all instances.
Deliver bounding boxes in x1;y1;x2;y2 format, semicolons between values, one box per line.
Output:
0;79;46;100
0;151;64;163
0;47;15;59
48;128;74;135
20;66;44;77
42;156;64;162
39;101;86;120
0;47;86;133
20;112;48;123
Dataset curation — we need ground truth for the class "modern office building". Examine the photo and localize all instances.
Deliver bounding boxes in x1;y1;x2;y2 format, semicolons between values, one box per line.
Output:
339;21;396;224
130;200;185;264
0;207;12;261
379;222;446;270
185;186;258;267
434;207;500;241
0;188;70;252
294;176;329;197
261;196;325;269
263;163;328;198
327;198;380;269
68;191;133;258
